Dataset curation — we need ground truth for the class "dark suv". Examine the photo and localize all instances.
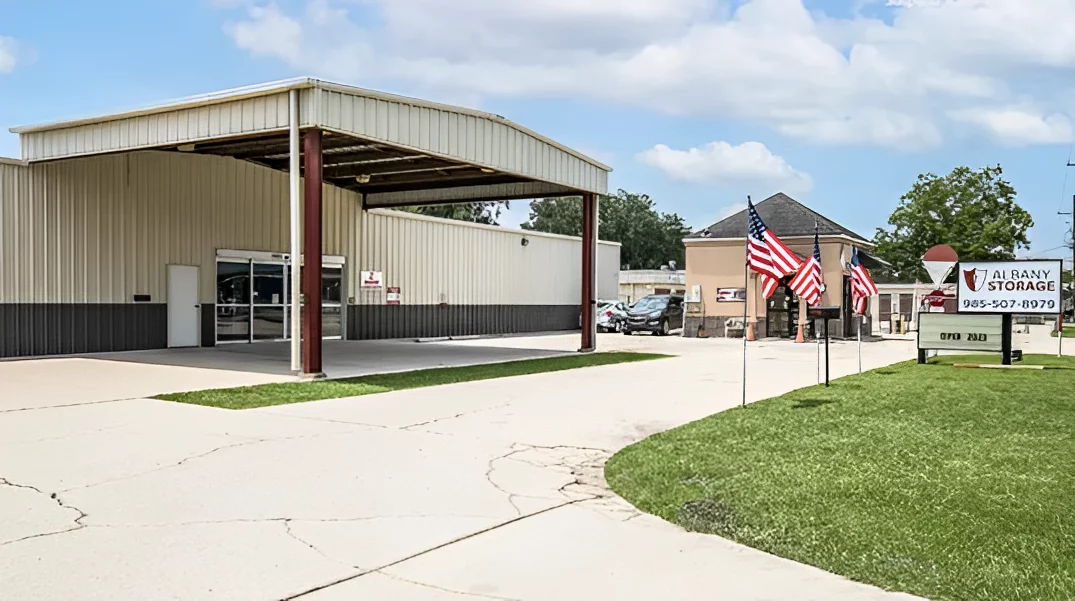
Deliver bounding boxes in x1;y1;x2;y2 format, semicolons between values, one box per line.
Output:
623;294;684;336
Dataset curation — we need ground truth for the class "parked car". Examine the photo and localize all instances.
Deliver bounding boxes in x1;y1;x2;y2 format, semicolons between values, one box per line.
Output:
580;299;625;330
623;294;684;336
597;301;629;332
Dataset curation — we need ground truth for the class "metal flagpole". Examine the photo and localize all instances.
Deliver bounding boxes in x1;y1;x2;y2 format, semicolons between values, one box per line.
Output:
857;318;863;374
816;327;821;385
288;89;302;373
742;196;750;408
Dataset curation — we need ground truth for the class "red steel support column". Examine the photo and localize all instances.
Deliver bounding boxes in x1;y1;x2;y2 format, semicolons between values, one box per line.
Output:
580;192;596;352
302;129;324;376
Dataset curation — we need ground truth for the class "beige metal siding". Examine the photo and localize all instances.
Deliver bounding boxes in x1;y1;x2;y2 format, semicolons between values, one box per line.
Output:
19;92;293;162
0;151;358;305
2;151;618;310
354;209;619;306
597;243;620;300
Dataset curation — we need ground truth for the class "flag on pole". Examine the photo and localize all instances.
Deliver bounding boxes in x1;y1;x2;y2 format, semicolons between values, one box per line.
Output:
747;199;803;298
788;224;823;306
850;246;878;314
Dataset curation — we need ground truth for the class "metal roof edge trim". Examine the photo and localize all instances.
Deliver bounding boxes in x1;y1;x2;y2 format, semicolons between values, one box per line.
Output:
10;78;612;173
367;207;621;246
683;234;874;247
0;156;28;166
10;77;318;134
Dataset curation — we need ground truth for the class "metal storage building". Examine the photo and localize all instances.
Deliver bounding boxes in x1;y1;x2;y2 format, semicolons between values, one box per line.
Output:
0;78;615;371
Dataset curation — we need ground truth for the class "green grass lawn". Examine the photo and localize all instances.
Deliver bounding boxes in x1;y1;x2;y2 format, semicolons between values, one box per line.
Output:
1051;326;1075;338
158;352;668;410
606;355;1075;601
927;353;1075;368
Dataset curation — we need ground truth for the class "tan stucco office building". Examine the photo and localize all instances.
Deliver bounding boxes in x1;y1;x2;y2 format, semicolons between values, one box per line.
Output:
684;193;881;339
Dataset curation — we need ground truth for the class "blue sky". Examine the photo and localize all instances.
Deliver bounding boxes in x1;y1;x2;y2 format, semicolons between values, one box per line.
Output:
2;0;1073;258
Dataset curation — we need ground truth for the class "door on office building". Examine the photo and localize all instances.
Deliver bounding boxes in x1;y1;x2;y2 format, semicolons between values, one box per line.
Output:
167;265;200;348
216;252;345;344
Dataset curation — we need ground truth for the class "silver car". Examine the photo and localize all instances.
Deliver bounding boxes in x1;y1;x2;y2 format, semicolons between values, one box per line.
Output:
597;301;629;332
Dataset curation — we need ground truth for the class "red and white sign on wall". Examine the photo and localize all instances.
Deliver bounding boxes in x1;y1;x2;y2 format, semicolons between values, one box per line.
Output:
386;287;401;305
360;271;383;288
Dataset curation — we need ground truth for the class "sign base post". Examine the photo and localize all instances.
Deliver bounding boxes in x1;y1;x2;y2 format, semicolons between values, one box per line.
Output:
1001;313;1013;366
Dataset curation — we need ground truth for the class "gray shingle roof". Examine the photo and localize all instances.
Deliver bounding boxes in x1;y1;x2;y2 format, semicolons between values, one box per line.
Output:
689;193;870;242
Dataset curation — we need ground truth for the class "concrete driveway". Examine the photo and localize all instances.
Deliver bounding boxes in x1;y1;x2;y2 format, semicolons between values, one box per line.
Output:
0;338;573;411
1;334;924;601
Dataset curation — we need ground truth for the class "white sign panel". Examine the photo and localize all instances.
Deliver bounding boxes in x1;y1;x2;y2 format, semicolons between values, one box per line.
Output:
716;288;746;302
956;260;1061;314
918;313;1003;352
360;271;383;288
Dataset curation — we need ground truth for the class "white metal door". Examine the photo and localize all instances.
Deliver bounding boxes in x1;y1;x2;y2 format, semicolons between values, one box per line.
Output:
168;265;200;348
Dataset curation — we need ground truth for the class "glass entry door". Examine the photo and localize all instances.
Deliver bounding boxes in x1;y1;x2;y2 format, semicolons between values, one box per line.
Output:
252;263;286;340
216;254;345;344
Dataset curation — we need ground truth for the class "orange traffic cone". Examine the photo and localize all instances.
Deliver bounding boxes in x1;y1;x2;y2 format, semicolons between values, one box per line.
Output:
746;320;756;341
795;321;805;343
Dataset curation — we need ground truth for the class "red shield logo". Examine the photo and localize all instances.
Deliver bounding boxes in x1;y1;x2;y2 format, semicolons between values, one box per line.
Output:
962;268;987;292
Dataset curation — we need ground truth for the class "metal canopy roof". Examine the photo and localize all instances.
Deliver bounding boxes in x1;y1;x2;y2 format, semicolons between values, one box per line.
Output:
10;78;610;207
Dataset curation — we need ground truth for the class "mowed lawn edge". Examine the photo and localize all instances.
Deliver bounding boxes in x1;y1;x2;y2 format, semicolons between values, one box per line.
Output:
606;355;1075;601
157;352;670;410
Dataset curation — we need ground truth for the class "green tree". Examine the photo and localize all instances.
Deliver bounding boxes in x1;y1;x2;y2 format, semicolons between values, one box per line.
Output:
403;202;508;225
873;165;1034;282
522;190;690;270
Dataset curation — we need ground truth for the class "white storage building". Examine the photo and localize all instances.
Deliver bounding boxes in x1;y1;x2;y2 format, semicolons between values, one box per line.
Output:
0;78;617;367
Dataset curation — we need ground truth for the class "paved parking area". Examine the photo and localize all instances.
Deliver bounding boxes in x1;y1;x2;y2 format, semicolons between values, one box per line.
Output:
0;338;572;411
1;334;924;600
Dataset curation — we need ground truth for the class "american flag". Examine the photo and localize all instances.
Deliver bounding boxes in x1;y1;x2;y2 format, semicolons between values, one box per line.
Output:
788;224;822;306
850;246;878;314
747;199;802;298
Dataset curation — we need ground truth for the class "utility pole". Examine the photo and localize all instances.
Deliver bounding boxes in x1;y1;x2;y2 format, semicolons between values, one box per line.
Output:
1061;163;1074;353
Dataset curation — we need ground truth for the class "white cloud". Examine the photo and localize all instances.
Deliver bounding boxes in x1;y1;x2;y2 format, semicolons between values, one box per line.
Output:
224;4;303;63
776;109;943;151
638;141;813;195
218;0;1075;150
0;36;18;74
947;107;1074;146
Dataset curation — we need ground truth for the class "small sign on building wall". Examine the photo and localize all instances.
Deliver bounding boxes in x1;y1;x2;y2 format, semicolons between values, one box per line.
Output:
386;287;401;305
686;284;701;303
716;288;746;302
360;271;383;288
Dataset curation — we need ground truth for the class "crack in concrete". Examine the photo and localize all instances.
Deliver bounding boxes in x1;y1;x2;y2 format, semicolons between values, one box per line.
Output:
401;402;514;431
484;448;529;516
282;499;584;600
0;477;88;547
378;571;522;601
83;513;503;529
0;398;131;414
57;432;332;495
0;424;130;448
284;519;366;572
256;411;391;431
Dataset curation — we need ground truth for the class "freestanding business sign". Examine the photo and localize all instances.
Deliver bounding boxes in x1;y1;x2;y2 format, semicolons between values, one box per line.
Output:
956;260;1062;314
918;313;1003;353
